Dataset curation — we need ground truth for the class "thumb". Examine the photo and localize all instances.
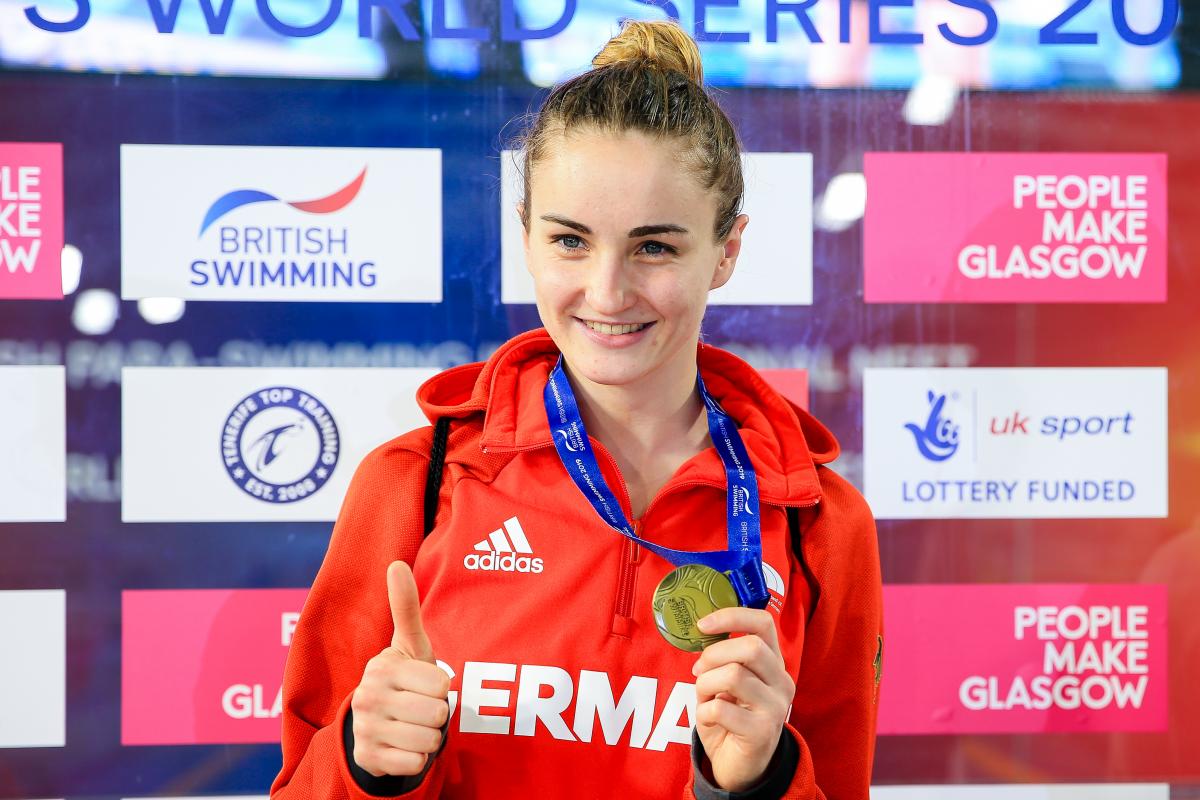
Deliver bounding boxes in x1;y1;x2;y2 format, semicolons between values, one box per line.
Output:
387;560;434;663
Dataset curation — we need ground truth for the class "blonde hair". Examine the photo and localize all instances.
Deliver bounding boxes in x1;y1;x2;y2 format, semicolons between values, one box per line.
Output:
591;18;704;84
518;19;743;241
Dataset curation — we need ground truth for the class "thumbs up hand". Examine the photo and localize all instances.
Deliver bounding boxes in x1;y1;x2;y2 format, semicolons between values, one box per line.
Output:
350;561;450;777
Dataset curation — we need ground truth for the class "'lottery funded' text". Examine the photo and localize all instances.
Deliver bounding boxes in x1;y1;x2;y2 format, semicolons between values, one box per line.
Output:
864;152;1167;303
879;584;1168;735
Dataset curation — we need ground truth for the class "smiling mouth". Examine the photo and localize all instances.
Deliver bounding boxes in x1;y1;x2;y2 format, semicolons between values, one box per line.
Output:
580;319;652;336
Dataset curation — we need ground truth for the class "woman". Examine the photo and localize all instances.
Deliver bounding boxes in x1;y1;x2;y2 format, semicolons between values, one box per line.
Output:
272;20;882;800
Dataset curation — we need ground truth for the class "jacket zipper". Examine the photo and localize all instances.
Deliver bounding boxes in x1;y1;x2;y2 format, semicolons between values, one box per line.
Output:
615;534;639;620
590;443;641;629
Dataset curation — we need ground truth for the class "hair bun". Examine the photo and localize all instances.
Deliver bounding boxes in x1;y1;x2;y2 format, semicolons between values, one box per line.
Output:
592;19;704;85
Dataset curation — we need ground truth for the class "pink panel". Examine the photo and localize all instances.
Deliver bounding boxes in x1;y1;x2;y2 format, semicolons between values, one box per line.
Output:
122;588;308;745
878;584;1168;734
760;369;809;411
864;153;1167;303
0;142;64;300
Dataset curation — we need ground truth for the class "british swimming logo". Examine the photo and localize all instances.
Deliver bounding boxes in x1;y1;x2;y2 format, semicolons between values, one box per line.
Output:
198;168;366;236
555;424;586;453
191;165;374;291
120;145;444;302
905;390;960;462
734;486;755;515
221;386;339;504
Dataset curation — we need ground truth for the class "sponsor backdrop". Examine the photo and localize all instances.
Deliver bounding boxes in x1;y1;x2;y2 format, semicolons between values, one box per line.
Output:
2;6;1200;799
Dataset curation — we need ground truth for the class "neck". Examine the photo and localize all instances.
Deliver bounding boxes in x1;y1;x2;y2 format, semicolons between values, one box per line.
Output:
563;352;707;463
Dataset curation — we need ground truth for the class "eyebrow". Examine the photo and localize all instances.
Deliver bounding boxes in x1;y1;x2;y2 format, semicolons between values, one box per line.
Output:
540;214;689;238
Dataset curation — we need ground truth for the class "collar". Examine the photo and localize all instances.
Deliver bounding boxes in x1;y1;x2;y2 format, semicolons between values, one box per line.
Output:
417;328;837;506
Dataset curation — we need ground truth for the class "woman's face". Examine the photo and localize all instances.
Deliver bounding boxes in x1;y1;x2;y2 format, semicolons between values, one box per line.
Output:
522;129;747;393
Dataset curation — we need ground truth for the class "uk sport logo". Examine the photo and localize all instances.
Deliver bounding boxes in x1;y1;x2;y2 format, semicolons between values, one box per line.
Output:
905;389;960;462
463;517;544;574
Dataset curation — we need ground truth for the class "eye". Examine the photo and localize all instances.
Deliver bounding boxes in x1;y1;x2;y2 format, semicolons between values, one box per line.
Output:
551;234;586;252
638;240;677;257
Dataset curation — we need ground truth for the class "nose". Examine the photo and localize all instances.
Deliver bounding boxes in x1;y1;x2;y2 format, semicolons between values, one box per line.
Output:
585;251;635;316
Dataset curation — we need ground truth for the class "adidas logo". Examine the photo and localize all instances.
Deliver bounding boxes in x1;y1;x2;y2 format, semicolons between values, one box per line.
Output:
463;517;544;574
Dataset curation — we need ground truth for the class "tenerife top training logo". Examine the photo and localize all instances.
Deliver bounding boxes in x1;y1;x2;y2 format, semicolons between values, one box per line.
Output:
199;168;366;236
221;386;340;504
905;390;960;462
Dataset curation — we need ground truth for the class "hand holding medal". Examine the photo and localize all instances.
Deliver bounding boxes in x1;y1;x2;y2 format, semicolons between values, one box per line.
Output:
689;603;796;793
652;564;795;792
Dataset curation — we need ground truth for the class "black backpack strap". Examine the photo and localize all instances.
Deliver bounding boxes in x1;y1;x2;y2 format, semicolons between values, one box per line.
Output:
423;417;452;537
787;506;821;624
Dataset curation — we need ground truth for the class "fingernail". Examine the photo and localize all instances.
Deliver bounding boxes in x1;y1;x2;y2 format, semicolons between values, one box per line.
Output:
696;615;714;632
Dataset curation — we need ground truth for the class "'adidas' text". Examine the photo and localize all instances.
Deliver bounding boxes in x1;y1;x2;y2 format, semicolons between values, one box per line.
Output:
464;517;544;574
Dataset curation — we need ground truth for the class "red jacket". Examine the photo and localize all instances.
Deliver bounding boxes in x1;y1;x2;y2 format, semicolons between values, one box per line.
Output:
271;328;882;799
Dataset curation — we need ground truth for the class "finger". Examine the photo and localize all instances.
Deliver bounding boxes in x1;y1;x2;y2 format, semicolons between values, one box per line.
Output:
697;606;781;655
387;560;434;662
371;718;445;755
692;635;791;690
696;697;758;737
379;688;451;728
363;747;429;778
375;656;450;699
695;662;773;709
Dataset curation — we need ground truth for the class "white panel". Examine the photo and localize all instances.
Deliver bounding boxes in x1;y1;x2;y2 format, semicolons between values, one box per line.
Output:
0;366;65;521
122;368;437;522
121;144;441;302
0;590;66;748
864;368;1168;519
501;151;812;306
872;784;1170;800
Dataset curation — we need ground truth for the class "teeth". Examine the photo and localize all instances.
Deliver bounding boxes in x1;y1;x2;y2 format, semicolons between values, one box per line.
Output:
584;320;648;336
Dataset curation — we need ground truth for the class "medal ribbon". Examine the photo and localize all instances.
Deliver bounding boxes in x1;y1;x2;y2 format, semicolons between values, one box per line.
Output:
544;357;768;609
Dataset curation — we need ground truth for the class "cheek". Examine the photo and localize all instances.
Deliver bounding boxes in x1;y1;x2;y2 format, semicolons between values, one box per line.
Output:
530;262;578;312
645;270;711;319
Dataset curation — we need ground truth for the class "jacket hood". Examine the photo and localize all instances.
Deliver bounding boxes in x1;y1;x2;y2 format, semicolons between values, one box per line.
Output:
416;328;839;506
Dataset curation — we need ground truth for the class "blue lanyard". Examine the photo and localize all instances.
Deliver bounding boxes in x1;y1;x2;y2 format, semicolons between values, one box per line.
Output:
544;357;768;609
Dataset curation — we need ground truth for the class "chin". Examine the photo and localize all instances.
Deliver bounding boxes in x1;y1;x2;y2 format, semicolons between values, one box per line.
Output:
563;352;654;388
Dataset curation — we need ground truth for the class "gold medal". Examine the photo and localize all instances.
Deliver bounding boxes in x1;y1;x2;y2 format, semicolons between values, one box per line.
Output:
652;563;739;652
